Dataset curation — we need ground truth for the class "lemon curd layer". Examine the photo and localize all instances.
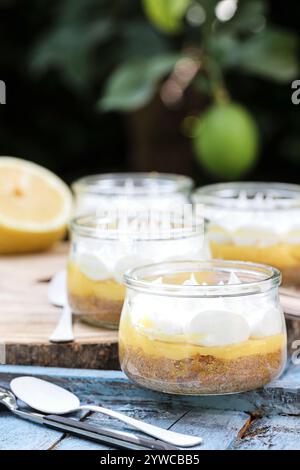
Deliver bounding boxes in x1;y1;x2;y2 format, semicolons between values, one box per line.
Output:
68;262;125;301
120;315;286;361
210;241;300;269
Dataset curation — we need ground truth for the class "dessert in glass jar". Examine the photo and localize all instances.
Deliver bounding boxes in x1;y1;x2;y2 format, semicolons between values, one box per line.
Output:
119;260;287;395
72;173;194;216
67;212;204;329
193;182;300;286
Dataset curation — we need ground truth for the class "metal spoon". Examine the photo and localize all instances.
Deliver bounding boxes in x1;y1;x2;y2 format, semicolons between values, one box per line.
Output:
10;376;202;448
48;270;74;343
0;386;174;450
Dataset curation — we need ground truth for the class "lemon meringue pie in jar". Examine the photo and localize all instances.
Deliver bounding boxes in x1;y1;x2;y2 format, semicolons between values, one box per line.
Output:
72;173;194;216
193;182;300;287
68;213;204;329
119;260;286;395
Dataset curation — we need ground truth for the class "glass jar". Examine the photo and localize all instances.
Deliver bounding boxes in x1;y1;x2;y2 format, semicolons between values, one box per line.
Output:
68;212;204;329
193;182;300;287
120;260;286;395
72;172;194;216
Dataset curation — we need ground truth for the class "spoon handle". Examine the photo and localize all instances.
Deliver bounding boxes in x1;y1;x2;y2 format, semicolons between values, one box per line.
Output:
13;409;172;450
44;415;175;450
49;304;74;343
80;405;202;448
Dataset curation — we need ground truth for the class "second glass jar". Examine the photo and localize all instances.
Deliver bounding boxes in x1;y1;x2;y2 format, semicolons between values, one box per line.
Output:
72;172;194;216
67;213;204;328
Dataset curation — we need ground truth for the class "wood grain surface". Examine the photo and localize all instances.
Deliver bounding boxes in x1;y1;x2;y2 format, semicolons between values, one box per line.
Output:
0;243;118;369
0;363;300;450
0;242;299;369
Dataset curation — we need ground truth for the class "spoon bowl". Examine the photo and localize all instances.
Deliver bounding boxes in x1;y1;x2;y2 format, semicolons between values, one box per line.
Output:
11;377;79;414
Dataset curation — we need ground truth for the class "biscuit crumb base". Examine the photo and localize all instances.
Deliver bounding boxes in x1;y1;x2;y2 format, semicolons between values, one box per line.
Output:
120;344;285;394
69;293;123;328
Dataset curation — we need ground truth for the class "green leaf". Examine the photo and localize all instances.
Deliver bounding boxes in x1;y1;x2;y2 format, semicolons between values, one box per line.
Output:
227;0;267;34
238;28;299;82
121;21;171;59
31;19;113;89
208;33;241;68
209;28;299;83
142;0;191;34
99;54;181;111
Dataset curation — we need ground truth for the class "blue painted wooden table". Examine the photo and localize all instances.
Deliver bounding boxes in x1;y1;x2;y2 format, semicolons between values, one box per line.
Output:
1;362;300;450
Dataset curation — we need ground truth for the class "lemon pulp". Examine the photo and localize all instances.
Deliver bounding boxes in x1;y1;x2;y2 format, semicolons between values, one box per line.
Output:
0;157;72;253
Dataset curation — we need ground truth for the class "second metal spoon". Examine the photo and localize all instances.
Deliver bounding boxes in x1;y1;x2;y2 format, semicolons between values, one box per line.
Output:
48;269;74;343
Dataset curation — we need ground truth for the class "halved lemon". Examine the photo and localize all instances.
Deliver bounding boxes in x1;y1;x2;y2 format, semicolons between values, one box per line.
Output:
0;157;73;254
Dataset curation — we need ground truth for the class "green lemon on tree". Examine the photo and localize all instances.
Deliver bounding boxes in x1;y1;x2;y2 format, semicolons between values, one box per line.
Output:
193;103;260;179
143;0;190;34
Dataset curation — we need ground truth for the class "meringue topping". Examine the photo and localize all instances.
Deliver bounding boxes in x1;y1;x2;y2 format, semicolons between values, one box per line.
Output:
204;190;300;239
128;269;282;347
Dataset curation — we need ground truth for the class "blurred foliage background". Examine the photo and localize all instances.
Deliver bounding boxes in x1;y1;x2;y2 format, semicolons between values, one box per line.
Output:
0;0;299;185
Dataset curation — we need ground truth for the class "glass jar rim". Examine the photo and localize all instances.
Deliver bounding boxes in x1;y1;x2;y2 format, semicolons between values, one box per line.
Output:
72;172;194;196
192;182;300;211
124;259;281;298
71;214;203;241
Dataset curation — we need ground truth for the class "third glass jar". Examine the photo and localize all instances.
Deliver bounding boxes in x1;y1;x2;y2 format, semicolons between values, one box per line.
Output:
193;182;300;287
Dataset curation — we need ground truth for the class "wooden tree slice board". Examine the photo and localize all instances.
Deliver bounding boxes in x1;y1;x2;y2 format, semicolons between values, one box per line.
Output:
0;243;299;369
0;243;119;369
